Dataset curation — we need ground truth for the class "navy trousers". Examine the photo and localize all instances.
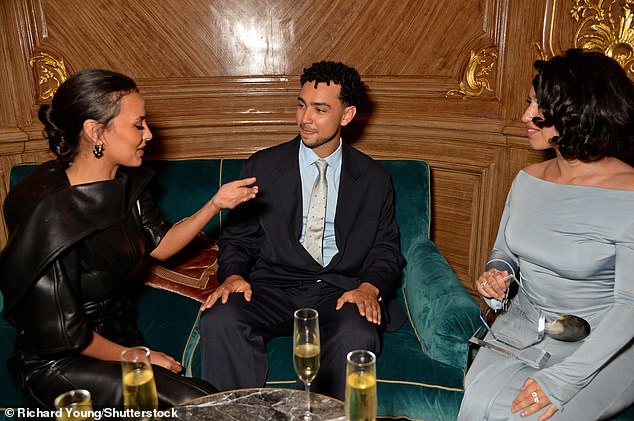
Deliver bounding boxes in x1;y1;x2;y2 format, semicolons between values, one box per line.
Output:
199;281;380;400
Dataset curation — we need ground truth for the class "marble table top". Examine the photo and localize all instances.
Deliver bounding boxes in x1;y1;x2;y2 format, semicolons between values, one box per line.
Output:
164;388;345;421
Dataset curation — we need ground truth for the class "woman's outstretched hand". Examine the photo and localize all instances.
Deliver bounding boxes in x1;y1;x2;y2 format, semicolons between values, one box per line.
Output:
149;350;183;374
211;177;258;209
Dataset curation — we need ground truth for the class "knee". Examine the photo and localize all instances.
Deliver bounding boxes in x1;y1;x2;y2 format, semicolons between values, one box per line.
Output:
199;297;246;337
330;309;379;351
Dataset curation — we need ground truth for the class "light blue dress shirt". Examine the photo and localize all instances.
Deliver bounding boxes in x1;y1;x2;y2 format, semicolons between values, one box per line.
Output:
298;139;342;266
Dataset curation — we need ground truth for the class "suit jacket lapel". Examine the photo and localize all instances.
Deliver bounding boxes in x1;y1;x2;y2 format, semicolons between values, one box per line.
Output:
329;144;363;268
272;138;303;241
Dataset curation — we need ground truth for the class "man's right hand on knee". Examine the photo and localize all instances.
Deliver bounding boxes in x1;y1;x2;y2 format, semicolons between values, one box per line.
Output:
200;275;252;310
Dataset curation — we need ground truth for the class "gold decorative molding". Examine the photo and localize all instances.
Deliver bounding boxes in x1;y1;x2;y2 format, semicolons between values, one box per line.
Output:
532;42;551;61
536;0;634;75
572;0;634;74
446;47;498;100
28;51;68;101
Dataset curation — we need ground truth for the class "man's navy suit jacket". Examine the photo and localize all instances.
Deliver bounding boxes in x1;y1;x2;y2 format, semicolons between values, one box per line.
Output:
218;136;406;330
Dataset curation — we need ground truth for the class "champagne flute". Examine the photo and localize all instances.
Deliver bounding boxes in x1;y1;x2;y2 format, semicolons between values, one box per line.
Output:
54;389;94;421
345;350;377;421
121;346;159;421
292;308;321;421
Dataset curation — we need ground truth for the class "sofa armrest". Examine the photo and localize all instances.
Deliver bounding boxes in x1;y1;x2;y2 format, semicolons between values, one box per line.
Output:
402;238;482;370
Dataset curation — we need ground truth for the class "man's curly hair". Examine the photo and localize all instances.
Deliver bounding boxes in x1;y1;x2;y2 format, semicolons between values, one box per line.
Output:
300;61;368;107
532;49;634;161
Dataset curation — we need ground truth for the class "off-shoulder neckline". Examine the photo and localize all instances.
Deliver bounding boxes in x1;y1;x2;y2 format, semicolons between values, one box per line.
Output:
518;169;634;193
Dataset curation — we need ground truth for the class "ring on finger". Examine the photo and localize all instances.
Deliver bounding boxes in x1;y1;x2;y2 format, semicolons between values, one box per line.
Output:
480;281;489;288
531;391;539;403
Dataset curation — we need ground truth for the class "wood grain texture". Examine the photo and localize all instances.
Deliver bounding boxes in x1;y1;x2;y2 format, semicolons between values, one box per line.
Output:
33;0;500;76
0;0;587;299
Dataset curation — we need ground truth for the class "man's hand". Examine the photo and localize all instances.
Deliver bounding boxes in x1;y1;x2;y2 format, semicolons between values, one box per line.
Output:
200;275;252;310
336;282;381;325
511;378;558;420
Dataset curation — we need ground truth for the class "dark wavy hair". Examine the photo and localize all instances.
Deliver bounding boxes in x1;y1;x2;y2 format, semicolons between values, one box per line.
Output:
38;68;138;166
532;48;634;161
300;61;368;107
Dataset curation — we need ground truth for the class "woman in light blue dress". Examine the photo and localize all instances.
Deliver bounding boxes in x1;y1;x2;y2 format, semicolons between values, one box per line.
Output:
458;49;634;420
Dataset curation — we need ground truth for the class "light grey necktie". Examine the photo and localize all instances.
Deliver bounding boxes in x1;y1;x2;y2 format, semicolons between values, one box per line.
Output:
303;159;328;265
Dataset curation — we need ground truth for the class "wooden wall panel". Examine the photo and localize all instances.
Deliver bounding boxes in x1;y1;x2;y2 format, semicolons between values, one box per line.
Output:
12;0;507;130
2;0;622;300
34;0;500;77
432;169;479;284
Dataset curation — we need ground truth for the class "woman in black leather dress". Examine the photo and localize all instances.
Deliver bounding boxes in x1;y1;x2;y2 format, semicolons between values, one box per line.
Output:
0;69;258;410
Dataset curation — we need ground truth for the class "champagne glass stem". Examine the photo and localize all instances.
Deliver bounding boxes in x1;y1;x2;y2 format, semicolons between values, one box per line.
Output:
304;381;311;420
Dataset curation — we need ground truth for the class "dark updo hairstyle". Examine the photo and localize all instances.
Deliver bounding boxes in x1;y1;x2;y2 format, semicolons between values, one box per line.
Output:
532;48;634;161
300;61;368;108
38;68;139;166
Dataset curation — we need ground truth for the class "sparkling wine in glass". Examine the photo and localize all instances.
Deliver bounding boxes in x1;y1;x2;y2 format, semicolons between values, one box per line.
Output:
292;308;322;421
345;350;377;421
121;346;159;421
54;389;94;421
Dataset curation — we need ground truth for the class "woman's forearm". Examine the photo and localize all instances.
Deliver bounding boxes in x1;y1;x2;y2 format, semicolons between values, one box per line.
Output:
79;331;129;361
150;199;219;261
79;331;183;372
149;177;257;261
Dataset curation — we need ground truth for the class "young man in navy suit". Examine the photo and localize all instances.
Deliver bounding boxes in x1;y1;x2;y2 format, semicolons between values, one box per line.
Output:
199;61;404;399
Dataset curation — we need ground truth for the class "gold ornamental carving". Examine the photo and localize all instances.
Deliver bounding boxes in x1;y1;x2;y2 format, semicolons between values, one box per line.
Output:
446;47;498;100
537;0;634;76
572;0;634;74
29;52;68;101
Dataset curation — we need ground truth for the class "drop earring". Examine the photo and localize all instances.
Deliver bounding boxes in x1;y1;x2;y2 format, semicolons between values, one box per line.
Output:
93;143;105;158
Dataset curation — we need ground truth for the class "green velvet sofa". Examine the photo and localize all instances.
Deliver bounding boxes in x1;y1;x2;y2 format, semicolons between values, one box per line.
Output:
1;158;479;420
3;158;630;420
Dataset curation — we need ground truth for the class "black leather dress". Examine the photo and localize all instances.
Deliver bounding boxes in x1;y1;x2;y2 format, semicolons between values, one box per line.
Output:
0;160;215;410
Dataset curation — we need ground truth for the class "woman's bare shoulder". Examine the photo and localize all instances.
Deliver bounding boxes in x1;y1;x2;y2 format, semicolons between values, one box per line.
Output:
606;160;634;191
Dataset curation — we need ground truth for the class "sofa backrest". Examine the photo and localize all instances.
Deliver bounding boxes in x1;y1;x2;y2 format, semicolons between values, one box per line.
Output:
7;158;430;305
139;158;431;254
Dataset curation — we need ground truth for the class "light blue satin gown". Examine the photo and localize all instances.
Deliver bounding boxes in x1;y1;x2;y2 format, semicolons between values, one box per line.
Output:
458;171;634;421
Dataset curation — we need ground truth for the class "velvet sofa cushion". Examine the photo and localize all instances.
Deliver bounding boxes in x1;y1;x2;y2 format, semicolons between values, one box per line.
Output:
137;232;220;302
404;238;482;369
377;160;430;249
133;286;201;369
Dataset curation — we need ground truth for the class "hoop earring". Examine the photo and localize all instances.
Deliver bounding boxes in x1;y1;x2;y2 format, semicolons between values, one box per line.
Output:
93;144;105;158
